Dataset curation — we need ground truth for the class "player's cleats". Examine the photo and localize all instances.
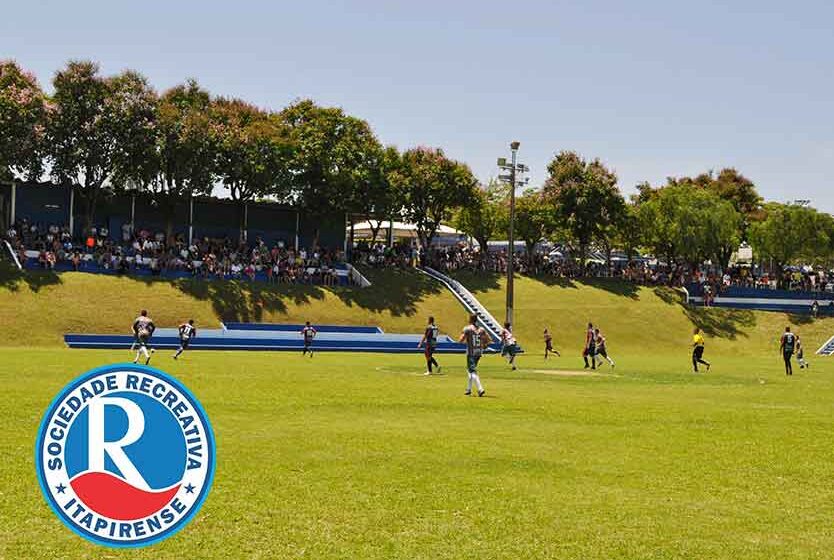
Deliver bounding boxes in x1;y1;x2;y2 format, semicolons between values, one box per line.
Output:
424;371;431;376
477;390;485;397
436;366;442;374
464;391;472;396
706;363;711;371
512;365;517;371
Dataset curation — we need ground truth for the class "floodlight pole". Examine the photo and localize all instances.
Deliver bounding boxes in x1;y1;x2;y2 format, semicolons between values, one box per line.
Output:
506;141;520;327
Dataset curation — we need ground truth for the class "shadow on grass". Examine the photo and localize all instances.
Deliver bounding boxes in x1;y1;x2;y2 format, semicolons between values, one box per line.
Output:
654;286;756;340
116;266;444;322
787;313;814;326
0;263;63;293
335;267;445;317
449;270;640;299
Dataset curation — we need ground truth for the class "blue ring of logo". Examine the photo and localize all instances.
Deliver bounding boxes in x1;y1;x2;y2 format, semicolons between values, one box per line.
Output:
35;363;216;548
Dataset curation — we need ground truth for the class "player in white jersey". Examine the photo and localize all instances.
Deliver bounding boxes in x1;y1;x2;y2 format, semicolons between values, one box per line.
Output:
797;335;810;369
593;328;615;368
459;314;487;397
301;321;317;357
132;310;156;365
173;319;197;360
500;322;519;370
418;316;441;375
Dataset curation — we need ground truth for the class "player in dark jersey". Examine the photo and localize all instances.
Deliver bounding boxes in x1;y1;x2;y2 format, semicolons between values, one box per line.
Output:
458;314;487;397
583;322;596;369
301;321;317;357
418;316;441;375
543;328;560;359
132;310;156;365
173;319;197;360
780;326;796;376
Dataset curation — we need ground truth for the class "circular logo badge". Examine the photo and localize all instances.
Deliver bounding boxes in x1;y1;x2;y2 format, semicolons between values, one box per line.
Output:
35;364;215;547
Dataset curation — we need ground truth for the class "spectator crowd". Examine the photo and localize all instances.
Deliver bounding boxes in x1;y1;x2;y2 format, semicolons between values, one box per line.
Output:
5;219;348;286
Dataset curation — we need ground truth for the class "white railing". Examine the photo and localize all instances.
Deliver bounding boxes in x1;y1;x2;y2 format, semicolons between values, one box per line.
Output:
419;266;502;341
2;240;22;271
347;264;371;287
816;335;834;356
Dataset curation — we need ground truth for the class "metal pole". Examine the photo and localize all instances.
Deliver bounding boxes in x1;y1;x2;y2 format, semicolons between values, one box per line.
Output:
243;202;248;242
68;186;75;239
294;210;300;251
505;141;519;326
130;195;135;233
10;181;16;226
188;196;194;245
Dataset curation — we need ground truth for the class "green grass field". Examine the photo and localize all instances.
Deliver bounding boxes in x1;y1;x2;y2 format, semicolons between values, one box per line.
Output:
2;267;834;559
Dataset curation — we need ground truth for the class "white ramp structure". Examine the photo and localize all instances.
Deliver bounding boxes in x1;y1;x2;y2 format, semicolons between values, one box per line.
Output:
419;266;503;342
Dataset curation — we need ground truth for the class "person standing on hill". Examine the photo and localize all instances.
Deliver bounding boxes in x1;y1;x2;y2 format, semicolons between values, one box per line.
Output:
692;327;710;373
780;326;796;376
418;316;441;375
459;314;487;397
583;322;596;370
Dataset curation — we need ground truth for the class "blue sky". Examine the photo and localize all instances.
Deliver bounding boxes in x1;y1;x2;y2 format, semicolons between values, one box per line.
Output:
3;0;832;210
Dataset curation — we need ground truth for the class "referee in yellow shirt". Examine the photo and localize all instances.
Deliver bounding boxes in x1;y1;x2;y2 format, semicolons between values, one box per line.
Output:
692;327;711;372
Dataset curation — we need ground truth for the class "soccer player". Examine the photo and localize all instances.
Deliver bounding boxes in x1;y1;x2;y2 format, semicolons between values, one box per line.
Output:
500;322;519;370
780;326;796;376
459;314;487;397
301;321;317;357
583;322;596;370
543;328;560;359
797;335;810;369
692;327;710;372
173;319;196;360
132;310;156;365
417;316;441;375
594;328;615;368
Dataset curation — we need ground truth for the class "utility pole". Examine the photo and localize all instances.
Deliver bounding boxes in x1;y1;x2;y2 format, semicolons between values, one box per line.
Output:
497;142;529;327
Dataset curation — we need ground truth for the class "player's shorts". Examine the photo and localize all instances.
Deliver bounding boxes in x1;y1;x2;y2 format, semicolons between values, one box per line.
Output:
783;350;794;361
502;343;519;357
693;346;705;360
596;347;608;358
304;340;313;348
466;354;482;373
583;344;596;357
180;338;191;349
424;344;436;358
545;341;553;350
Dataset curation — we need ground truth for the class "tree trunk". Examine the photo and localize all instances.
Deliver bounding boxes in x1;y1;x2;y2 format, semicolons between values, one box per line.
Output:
83;188;98;236
579;242;588;276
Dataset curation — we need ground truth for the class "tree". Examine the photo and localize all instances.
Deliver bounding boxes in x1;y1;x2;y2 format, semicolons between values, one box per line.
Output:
638;185;740;270
542;151;625;273
513;190;552;263
108;71;160;216
454;180;508;254
0;60;47;181
212;98;293;240
48;61;156;233
666;168;761;238
392;147;478;249
346;145;400;245
281;99;382;246
152;80;217;237
750;203;830;282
